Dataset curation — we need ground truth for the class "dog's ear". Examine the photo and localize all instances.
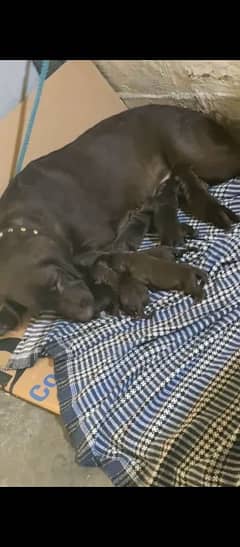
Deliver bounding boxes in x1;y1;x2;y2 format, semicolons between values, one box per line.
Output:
44;260;88;300
55;277;64;294
45;264;95;322
46;267;66;295
48;265;83;295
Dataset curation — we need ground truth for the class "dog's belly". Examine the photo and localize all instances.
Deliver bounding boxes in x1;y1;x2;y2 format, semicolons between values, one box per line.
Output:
164;121;240;184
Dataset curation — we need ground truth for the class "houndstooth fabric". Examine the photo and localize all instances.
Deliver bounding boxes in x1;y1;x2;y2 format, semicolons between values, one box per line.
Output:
6;179;240;487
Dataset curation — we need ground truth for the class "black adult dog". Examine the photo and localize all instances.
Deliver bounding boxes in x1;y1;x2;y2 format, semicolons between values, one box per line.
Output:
0;104;240;333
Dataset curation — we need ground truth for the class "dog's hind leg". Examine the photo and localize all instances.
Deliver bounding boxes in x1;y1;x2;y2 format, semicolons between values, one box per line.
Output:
176;167;240;229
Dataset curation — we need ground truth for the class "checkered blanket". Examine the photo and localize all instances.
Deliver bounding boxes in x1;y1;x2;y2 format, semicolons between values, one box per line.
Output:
6;179;240;487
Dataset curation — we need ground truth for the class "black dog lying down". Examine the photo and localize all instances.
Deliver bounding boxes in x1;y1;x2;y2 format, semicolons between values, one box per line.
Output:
0;104;240;333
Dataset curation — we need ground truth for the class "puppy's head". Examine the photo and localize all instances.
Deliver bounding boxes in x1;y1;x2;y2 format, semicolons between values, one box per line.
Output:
0;232;94;323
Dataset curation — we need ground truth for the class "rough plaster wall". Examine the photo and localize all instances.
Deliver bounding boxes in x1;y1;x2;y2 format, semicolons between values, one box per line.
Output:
94;61;240;126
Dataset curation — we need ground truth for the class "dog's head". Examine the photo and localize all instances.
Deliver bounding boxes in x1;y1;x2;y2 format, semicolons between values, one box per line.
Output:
0;230;95;322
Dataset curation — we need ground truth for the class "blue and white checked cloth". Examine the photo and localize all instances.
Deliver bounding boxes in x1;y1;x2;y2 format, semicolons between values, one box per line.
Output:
6;179;240;487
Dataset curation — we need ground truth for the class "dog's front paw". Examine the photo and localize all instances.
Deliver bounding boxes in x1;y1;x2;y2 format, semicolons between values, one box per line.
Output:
210;204;240;230
221;205;240;226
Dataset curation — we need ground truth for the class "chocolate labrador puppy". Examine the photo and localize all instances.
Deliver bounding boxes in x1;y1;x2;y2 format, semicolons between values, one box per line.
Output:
0;104;239;333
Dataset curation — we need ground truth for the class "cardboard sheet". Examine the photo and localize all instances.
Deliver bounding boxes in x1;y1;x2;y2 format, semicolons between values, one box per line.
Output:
0;61;126;414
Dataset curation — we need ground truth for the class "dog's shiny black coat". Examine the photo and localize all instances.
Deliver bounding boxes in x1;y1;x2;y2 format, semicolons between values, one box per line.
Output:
0;104;240;332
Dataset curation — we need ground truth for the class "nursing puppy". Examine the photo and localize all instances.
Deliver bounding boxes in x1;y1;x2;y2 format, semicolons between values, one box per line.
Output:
89;255;151;318
99;191;195;254
110;207;152;251
152;178;197;246
93;249;207;302
78;244;204;320
78;246;176;318
88;272;150;319
0;104;239;333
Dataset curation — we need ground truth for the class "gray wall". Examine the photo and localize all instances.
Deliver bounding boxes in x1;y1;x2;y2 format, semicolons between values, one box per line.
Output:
94;60;240;126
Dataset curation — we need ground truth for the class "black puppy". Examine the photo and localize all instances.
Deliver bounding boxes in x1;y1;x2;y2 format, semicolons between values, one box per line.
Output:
80;245;204;320
92;246;185;318
110;207;151;251
85;256;148;318
152;178;196;245
109;251;207;301
77;247;160;318
87;279;118;317
0;104;239;332
87;270;149;319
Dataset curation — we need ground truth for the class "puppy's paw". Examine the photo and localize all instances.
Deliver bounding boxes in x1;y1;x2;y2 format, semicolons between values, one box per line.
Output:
156;222;185;247
108;302;122;318
192;267;208;285
183;267;208;301
120;278;149;318
155;220;195;247
92;261;119;291
180;223;197;239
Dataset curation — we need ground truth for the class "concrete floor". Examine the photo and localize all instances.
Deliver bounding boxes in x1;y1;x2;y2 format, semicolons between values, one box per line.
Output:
0;391;112;487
